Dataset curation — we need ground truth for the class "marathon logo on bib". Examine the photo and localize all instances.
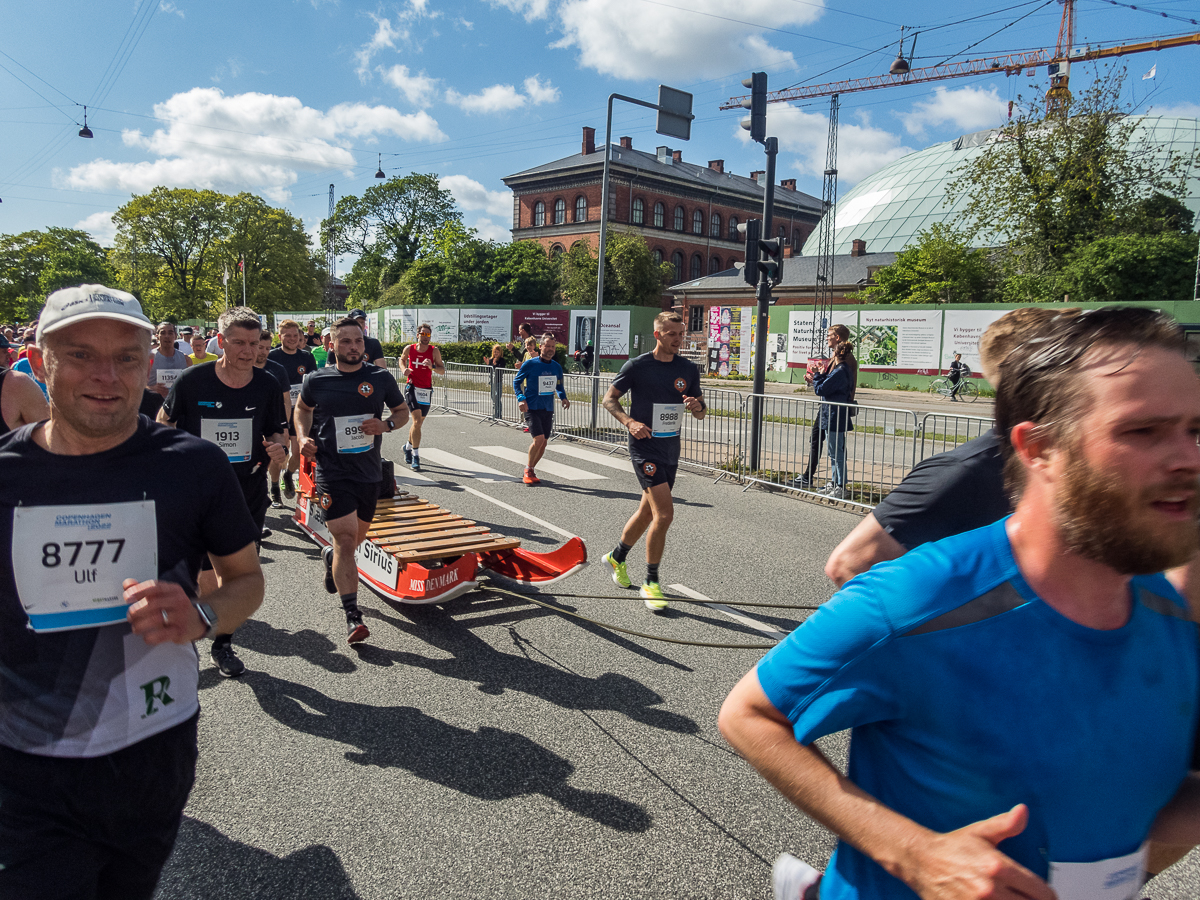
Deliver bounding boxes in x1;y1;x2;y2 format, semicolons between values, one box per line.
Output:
651;403;684;438
538;375;557;396
674;377;688;393
334;413;373;454
358;382;374;398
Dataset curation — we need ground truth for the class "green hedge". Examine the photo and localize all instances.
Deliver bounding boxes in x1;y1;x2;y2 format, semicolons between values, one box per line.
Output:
380;340;569;368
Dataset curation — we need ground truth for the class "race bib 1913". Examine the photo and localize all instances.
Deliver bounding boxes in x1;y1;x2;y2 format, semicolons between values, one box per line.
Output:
201;418;252;463
12;501;158;632
335;413;373;454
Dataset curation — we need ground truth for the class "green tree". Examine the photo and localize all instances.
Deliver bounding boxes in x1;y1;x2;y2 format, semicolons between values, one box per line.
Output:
852;224;996;304
380;222;494;306
323;174;460;307
947;67;1198;274
0;227;115;323
1056;232;1199;304
217;193;322;314
557;232;671;306
489;241;555;305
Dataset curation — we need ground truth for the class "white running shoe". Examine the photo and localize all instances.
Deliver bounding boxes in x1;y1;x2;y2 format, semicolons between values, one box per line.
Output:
772;853;822;900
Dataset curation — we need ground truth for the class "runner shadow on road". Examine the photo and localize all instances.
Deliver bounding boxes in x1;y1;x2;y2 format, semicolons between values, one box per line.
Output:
354;600;699;735
156;817;360;900
241;671;652;833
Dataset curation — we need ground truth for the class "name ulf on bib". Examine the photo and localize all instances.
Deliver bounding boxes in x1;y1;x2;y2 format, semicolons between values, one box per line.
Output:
13;500;158;632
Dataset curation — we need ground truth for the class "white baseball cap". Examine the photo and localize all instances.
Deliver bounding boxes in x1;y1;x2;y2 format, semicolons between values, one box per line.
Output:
37;284;154;343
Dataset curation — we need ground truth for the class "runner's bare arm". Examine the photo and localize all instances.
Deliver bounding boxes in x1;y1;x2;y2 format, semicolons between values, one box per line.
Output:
6;370;48;426
719;670;1055;900
683;394;706;421
825;513;906;587
389;403;410;428
431;347;445;374
602;384;646;435
400;345;412;378
294;398;317;458
155;408;175;427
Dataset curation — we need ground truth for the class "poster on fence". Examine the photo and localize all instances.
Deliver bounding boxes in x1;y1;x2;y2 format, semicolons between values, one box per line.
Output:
787;310;856;366
512;309;571;343
855;311;941;372
768;333;788;371
569;309;630;358
459;308;511;342
274;311;341;333
385;308;458;343
941;310;1005;374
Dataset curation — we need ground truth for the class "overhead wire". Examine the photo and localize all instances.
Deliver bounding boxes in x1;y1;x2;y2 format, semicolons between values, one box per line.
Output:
89;0;159;109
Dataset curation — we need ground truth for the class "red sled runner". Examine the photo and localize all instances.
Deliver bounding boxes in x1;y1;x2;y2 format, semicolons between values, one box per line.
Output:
293;459;587;604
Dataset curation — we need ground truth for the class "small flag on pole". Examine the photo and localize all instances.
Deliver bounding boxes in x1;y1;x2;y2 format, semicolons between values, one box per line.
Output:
222;266;229;286
1143;64;1157;81
238;256;244;272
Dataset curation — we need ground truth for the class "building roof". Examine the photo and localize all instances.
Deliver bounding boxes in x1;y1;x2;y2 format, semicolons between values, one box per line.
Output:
671;250;897;293
802;115;1200;257
505;144;824;214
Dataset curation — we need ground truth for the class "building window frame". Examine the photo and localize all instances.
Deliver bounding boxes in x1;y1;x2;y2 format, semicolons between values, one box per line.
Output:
709;255;721;275
632;197;644;225
710;212;721;238
653;202;665;229
728;215;739;241
575;195;587;223
653;248;663;266
687;304;704;332
671;250;684;284
553;198;566;225
674;206;685;232
692;210;703;235
690;253;702;280
533;201;545;227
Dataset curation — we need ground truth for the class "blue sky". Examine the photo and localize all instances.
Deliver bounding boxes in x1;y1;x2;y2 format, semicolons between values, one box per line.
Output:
2;0;1198;258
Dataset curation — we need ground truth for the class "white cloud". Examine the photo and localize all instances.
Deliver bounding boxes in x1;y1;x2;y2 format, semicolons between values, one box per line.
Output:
75;211;117;246
1153;101;1200;118
354;14;406;79
522;0;811;81
379;64;439;107
445;76;560;114
759;105;913;185
441;174;511;218
159;1;184;17
455;16;474;29
60;88;446;202
901;85;1007;138
471;217;512;243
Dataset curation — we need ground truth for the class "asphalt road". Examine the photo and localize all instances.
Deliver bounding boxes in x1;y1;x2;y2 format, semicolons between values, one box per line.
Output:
157;414;1199;900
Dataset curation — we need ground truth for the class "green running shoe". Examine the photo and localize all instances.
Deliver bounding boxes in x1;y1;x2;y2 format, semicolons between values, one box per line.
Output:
603;552;631;589
639;581;668;611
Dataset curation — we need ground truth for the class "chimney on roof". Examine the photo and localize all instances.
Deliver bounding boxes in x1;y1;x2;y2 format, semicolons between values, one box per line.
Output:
656;146;672;165
582;126;596;155
671;149;682;163
750;170;765;183
850;238;867;257
708;159;724;173
619;136;632;150
780;178;796;191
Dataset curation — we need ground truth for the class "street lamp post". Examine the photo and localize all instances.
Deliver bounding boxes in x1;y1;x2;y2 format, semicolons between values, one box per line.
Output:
590;86;693;428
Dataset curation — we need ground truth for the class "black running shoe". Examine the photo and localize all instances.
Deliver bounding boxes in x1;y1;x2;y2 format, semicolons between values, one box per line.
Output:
282;471;296;500
346;611;370;645
322;545;337;594
211;642;246;677
270;483;283;509
261;526;272;540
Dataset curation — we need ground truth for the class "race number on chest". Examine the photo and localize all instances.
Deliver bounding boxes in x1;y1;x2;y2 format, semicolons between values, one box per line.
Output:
335;413;373;454
651;403;684;438
538;375;557;396
201;418;252;463
12;500;158;632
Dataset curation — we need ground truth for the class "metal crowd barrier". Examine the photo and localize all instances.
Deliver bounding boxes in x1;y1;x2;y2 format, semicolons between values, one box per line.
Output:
426;363;995;508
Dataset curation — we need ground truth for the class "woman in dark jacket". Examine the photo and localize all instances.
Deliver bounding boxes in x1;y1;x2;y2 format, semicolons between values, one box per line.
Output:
811;342;854;498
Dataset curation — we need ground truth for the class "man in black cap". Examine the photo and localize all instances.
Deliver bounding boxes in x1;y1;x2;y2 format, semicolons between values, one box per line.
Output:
348;309;387;367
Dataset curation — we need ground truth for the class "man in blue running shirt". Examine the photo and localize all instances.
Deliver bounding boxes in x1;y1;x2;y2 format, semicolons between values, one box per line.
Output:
721;307;1200;900
513;333;568;485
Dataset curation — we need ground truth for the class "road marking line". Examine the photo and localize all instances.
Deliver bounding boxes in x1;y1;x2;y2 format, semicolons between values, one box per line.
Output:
669;584;789;639
459;485;576;539
393;470;435;485
416;448;517;482
474;445;606;481
545;444;632;471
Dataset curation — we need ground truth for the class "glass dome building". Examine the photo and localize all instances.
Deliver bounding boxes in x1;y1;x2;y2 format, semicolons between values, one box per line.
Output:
801;116;1200;257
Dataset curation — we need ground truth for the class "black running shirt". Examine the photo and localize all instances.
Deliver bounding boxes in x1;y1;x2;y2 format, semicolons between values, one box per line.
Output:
611;352;702;464
364;335;385;364
162;363;287;480
0;419;257;756
299;364;403;484
268;347;317;412
262;359;290;396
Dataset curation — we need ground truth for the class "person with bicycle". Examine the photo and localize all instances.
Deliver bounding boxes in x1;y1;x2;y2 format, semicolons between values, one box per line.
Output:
948;352;971;401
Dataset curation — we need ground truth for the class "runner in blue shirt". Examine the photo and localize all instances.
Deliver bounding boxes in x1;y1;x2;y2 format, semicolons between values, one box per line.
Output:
721;307;1200;900
513;332;568;485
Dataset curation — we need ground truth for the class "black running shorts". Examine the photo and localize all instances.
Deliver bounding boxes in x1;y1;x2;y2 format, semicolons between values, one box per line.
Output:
631;456;677;491
524;408;553;438
404;383;431;416
313;477;379;524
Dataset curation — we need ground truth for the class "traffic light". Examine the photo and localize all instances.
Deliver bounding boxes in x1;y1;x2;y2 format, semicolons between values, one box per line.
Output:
737;219;761;286
740;72;767;144
757;237;784;286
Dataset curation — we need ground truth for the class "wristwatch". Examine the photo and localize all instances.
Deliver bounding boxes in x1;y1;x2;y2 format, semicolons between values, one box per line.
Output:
385;417;397;432
192;601;218;640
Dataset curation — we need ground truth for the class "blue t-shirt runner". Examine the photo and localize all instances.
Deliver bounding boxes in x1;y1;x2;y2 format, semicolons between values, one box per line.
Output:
755;517;1199;900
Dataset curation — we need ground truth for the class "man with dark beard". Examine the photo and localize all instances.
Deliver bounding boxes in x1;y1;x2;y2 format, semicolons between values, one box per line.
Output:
721;307;1200;900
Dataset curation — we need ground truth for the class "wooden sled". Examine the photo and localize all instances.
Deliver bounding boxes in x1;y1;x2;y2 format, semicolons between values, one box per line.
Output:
293;459;587;605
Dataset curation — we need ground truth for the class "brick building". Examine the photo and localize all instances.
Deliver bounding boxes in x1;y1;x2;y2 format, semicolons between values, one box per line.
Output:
502;127;824;290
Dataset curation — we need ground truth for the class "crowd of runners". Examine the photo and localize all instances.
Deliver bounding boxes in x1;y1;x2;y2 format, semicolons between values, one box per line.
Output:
4;284;1200;900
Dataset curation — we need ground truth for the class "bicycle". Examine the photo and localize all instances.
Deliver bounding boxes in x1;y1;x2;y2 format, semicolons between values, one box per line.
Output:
927;375;979;402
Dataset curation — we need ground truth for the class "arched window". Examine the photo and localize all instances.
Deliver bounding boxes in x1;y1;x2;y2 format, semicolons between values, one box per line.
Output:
710;212;721;238
690;254;702;280
553;198;566;225
653;202;665;228
632;197;644;225
533;201;545;227
671;251;684;283
728;215;739;241
575;195;587;223
778;224;786;240
674;206;685;232
692;210;703;234
793;229;802;253
653;249;663;266
550;243;565;258
709;256;721;275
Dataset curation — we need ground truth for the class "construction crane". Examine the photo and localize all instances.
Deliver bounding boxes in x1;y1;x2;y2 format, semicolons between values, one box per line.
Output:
721;0;1200;355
